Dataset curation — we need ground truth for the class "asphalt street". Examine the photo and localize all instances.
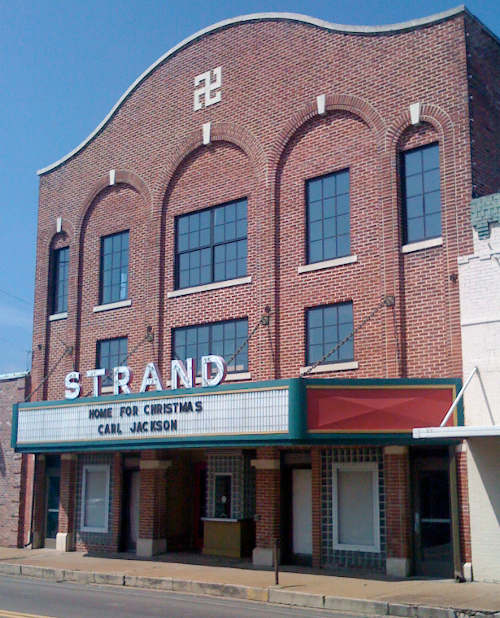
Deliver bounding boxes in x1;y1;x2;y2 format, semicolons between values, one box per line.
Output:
0;575;356;618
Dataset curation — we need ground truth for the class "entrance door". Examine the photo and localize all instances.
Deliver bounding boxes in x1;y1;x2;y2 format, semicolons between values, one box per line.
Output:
292;468;312;559
413;456;453;577
45;474;60;548
122;470;140;552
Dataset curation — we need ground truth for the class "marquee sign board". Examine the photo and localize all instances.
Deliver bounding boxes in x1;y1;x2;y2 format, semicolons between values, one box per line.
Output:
13;382;291;451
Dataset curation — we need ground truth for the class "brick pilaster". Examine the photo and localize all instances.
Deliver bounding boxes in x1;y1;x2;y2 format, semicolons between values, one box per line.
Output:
56;454;77;551
456;445;472;564
137;450;169;556
252;446;280;566
384;446;411;577
111;453;123;551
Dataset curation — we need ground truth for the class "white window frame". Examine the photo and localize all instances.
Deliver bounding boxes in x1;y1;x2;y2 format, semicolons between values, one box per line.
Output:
80;464;110;533
332;462;380;553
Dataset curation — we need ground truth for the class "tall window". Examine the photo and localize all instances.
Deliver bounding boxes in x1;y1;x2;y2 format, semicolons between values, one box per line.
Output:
401;143;441;244
173;319;248;373
332;462;380;552
306;170;350;263
306;303;353;365
100;231;129;304
175;198;247;289
80;464;110;533
51;247;69;314
97;337;128;387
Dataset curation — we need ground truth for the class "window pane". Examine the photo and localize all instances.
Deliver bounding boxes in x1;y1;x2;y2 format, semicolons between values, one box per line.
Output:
309;220;323;241
336;171;349;194
100;231;128;303
338;303;353;324
307;170;350;265
214;475;231;518
307;303;353;366
309;240;323;263
407;217;425;243
324;238;336;260
337;469;374;546
406;195;423;219
424;169;440;193
176;200;247;289
52;247;69;314
422;144;439;171
308;307;323;328
425;213;441;238
173;320;248;374
405;174;421;198
425;191;441;215
308;201;322;222
403;144;440;243
322;175;335;198
98;337;127;386
84;469;107;529
308;344;323;364
337;234;350;257
307;179;322;202
404;149;422;175
336;194;349;215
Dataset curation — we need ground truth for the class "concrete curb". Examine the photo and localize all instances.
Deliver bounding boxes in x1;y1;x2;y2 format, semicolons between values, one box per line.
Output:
325;596;389;615
269;587;324;608
0;562;492;618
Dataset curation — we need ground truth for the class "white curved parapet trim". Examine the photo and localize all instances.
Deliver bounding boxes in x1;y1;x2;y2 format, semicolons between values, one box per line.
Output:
37;5;466;176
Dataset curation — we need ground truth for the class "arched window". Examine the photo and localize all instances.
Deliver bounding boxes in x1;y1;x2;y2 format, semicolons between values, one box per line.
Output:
400;143;441;244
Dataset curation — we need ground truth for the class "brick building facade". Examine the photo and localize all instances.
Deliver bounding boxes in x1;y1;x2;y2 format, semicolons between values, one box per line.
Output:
0;372;32;547
12;8;500;578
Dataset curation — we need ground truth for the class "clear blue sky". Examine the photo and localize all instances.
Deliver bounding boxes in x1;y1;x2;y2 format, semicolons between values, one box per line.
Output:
0;0;498;374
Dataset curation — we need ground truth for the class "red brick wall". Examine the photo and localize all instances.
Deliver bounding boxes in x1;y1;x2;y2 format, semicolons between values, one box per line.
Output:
0;375;31;547
384;449;411;561
456;448;472;564
254;447;280;549
466;16;500;198
31;13;481;401
58;455;77;538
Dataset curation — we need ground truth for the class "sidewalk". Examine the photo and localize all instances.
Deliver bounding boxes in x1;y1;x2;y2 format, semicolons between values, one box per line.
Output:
0;547;499;616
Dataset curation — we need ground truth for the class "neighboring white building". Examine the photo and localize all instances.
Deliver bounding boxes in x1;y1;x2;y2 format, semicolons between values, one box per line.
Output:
458;193;500;582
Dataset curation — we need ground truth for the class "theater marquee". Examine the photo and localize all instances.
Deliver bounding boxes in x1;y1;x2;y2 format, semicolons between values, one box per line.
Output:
13;382;294;451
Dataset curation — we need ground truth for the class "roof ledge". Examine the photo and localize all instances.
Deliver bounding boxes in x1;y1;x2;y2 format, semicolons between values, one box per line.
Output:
37;5;466;176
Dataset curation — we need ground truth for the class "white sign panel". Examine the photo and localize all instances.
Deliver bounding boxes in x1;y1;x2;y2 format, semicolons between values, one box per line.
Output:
16;387;289;446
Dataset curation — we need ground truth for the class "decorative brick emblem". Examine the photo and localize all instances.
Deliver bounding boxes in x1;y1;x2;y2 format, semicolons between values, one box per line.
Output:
193;66;222;111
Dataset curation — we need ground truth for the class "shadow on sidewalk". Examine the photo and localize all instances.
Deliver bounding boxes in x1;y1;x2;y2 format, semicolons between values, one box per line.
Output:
83;549;413;582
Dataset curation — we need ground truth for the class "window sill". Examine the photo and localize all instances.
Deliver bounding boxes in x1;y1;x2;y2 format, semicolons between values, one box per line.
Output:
333;543;381;553
300;361;358;374
48;312;68;322
80;527;108;534
401;237;443;254
165;372;251;387
297;254;358;273
101;386;114;394
201;517;238;523
225;372;251;382
167;276;251;298
93;299;132;313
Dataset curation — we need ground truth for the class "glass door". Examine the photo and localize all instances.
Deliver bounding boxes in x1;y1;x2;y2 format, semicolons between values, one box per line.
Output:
413;455;453;577
45;474;60;546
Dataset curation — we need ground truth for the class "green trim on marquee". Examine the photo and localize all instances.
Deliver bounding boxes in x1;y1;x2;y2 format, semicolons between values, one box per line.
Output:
12;377;463;453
